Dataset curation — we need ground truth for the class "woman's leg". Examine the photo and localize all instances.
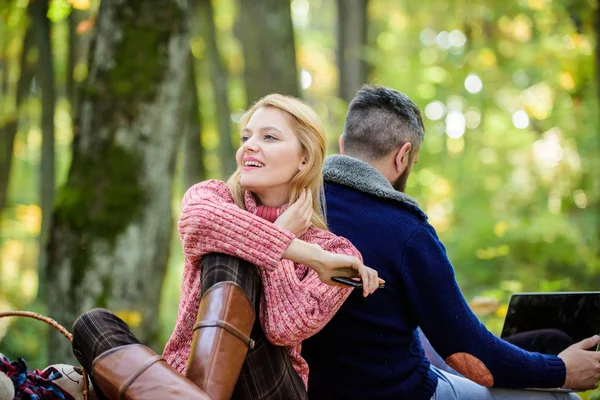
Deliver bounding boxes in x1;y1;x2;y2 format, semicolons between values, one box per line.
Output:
72;308;142;400
186;254;258;399
72;308;142;377
72;308;209;400
431;366;581;400
233;321;307;400
188;253;307;400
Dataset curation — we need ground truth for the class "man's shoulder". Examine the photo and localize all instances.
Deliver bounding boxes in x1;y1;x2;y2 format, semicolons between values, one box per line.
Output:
325;180;428;224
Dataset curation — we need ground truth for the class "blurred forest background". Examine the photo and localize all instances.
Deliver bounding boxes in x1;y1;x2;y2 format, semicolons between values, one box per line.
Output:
0;0;599;395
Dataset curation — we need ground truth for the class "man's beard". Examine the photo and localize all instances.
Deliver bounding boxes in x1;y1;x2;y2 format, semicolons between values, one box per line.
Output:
392;168;410;192
393;151;416;192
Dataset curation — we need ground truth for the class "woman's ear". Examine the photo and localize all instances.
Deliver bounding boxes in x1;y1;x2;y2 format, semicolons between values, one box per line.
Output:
299;159;307;171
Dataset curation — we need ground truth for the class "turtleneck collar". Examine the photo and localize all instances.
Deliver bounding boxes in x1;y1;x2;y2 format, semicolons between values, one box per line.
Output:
244;190;288;223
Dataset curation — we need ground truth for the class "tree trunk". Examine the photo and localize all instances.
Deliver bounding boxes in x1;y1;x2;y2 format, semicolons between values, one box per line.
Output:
238;0;299;104
67;8;89;119
1;55;7;99
0;28;35;217
596;5;600;254
336;0;368;103
47;0;192;363
0;13;9;98
29;0;56;304
184;56;205;190
198;0;236;176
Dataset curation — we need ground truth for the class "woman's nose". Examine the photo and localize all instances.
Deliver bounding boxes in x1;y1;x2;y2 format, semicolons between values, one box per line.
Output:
242;138;259;152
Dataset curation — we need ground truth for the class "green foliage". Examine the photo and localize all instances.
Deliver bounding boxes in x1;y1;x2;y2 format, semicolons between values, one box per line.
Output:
47;0;72;22
349;0;600;301
0;303;49;370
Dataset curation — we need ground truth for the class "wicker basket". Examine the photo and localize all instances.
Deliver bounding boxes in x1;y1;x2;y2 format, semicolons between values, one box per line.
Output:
0;310;89;400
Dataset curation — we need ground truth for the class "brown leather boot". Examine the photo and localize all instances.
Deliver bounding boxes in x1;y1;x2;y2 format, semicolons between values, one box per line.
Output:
186;281;256;400
92;344;210;400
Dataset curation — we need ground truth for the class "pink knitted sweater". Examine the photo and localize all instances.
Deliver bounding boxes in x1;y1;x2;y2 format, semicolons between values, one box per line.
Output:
163;179;359;387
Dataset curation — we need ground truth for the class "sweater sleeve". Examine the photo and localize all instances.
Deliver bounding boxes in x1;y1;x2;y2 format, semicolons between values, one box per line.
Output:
258;233;357;346
400;223;566;389
178;180;295;271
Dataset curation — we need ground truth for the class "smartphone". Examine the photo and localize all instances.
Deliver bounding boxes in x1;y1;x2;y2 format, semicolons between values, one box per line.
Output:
332;276;385;289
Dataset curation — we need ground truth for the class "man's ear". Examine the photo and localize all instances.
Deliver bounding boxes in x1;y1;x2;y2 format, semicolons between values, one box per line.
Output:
394;142;412;174
338;135;345;154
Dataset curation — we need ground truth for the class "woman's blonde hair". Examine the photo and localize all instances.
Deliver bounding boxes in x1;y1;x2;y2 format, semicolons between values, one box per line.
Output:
227;94;328;230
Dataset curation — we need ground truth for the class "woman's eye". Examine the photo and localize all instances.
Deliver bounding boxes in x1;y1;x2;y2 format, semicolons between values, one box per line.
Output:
264;134;277;140
240;136;249;143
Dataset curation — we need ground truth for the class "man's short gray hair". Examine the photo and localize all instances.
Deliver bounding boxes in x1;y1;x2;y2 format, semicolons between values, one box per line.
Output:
342;85;424;160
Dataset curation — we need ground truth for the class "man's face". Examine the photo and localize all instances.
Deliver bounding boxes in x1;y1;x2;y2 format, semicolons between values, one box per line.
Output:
393;149;419;192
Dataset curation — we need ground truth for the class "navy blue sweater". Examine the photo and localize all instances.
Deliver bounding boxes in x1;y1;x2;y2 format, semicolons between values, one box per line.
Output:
302;155;565;400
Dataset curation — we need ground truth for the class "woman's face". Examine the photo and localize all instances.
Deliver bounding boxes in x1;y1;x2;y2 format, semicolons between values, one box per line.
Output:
236;107;304;206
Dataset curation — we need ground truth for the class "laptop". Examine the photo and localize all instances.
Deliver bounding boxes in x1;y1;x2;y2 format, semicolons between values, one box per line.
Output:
500;292;600;392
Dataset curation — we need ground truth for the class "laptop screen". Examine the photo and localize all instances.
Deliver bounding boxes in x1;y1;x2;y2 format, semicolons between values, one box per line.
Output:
500;292;600;355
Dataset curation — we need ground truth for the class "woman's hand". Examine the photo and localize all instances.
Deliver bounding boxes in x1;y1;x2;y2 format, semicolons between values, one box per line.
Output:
274;188;313;237
282;239;384;297
316;251;384;298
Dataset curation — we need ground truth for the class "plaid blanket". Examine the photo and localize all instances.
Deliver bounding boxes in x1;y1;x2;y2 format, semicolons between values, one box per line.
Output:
0;354;74;400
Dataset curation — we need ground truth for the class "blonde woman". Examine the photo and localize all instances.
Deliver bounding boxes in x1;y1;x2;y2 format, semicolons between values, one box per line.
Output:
72;94;382;400
164;94;382;399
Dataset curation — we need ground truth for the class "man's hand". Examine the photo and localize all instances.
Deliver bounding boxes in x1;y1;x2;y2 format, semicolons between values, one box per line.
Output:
274;188;313;237
558;335;600;390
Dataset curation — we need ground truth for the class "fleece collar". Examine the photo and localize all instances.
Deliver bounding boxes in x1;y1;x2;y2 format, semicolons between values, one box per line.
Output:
323;154;423;212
